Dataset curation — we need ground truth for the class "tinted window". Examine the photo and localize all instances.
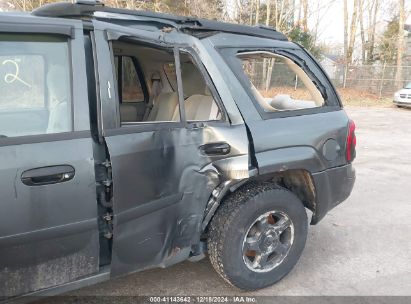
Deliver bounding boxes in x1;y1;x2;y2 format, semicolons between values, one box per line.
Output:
0;35;71;137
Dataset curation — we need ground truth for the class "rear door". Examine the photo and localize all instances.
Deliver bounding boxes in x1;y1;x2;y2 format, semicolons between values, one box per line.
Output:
92;21;250;276
0;17;99;298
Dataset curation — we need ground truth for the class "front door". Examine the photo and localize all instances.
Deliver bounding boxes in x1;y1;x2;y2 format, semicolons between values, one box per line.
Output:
92;22;250;276
0;18;99;298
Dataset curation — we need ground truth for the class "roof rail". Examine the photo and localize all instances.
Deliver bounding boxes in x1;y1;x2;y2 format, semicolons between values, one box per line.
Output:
74;0;104;5
32;1;288;41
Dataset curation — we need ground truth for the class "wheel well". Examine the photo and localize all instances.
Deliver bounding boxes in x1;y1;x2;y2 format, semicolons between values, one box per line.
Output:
202;170;316;234
265;169;316;212
240;169;316;213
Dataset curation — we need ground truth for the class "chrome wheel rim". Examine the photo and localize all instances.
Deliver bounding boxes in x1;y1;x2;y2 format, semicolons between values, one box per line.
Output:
242;210;294;273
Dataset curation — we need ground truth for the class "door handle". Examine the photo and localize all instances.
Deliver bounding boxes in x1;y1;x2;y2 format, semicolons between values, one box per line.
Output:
200;142;231;156
21;165;75;186
189;122;205;130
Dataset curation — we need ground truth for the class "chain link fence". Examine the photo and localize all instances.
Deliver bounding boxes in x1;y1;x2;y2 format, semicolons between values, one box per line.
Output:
242;58;411;101
320;63;411;98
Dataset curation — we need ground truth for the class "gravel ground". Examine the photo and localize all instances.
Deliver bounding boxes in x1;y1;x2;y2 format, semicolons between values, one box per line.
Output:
71;107;411;297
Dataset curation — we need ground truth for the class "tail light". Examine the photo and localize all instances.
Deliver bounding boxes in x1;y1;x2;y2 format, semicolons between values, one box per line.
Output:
346;119;356;163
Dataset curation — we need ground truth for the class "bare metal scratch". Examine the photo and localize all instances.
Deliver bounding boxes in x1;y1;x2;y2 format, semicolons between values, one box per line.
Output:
13;169;18;199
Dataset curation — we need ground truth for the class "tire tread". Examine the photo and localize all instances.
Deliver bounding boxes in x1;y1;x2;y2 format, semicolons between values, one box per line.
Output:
208;182;291;288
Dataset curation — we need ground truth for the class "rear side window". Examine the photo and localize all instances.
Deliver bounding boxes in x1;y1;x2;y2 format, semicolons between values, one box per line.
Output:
0;34;72;137
238;52;325;112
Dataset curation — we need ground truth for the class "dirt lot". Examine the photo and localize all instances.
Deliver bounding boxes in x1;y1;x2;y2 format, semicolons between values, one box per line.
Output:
72;107;411;297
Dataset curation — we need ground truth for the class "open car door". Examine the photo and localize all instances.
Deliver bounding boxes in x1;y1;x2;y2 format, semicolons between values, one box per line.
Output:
92;20;250;276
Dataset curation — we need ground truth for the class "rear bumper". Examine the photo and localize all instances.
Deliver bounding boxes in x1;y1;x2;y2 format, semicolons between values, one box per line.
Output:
310;164;355;224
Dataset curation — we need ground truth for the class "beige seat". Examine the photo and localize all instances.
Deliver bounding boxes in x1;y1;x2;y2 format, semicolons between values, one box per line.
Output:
146;63;221;122
174;63;220;121
147;92;179;121
152;91;220;122
176;88;220;121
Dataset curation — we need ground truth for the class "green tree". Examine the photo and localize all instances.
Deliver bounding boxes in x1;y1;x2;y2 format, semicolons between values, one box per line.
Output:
288;26;323;59
377;17;399;64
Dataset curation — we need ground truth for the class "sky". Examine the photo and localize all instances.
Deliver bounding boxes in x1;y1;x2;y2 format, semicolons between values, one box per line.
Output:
224;0;410;48
1;0;410;44
311;0;411;46
311;1;345;44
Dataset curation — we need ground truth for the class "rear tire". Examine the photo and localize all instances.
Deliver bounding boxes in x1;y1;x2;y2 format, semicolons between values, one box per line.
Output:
207;182;308;290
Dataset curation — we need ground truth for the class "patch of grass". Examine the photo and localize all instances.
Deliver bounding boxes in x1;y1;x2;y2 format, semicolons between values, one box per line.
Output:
341;97;393;107
337;88;394;108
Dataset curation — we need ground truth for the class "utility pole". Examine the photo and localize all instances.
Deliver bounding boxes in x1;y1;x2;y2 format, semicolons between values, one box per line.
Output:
343;0;348;87
255;0;260;25
395;0;405;89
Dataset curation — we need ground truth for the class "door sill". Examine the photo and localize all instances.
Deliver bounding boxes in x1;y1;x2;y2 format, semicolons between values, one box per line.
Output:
3;266;110;304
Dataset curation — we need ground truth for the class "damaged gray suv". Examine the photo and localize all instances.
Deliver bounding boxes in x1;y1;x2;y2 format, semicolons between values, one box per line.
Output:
0;0;356;300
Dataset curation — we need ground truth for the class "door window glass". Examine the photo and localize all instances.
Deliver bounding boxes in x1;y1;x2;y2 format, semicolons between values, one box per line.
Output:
0;55;45;110
0;34;72;137
112;41;181;124
238;52;325;112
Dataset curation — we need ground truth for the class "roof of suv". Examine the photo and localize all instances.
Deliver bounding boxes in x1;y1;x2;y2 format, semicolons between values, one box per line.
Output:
30;0;288;41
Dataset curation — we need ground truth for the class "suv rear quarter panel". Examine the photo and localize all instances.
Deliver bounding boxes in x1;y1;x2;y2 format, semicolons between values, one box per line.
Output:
204;34;349;173
204;34;354;223
249;110;350;173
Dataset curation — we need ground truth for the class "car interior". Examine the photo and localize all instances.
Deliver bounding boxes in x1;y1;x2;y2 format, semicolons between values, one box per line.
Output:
0;38;223;139
238;52;325;112
112;41;222;125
